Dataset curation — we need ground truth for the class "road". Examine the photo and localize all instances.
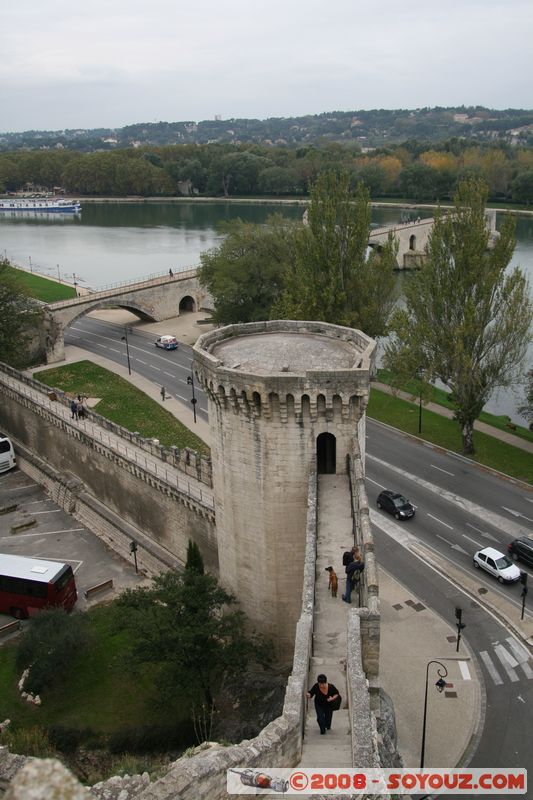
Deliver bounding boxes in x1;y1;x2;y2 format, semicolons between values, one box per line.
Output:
66;316;533;789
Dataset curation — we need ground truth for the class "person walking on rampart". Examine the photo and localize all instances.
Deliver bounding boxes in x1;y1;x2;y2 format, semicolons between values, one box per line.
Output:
70;398;78;420
306;674;340;735
342;548;364;603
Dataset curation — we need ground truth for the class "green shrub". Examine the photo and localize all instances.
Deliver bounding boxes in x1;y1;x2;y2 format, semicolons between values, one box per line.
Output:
16;608;91;695
47;725;98;754
108;721;196;754
1;725;55;758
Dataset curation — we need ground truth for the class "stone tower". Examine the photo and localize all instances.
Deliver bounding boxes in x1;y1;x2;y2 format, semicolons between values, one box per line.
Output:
193;320;375;654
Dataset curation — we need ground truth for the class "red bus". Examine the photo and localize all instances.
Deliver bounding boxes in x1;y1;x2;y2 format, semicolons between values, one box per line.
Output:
0;554;78;619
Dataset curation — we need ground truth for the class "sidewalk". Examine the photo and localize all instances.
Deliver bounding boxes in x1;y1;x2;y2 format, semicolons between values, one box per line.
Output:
379;568;482;768
372;381;533;454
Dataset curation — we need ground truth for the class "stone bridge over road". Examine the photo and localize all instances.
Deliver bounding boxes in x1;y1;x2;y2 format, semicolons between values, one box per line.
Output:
44;268;213;363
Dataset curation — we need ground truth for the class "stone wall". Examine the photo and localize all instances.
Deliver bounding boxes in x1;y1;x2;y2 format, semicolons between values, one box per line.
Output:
348;436;380;685
0;472;319;800
0;366;217;573
1;362;212;487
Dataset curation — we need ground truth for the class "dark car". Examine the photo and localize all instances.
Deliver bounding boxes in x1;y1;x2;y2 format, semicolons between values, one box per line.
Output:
507;537;533;568
376;490;415;520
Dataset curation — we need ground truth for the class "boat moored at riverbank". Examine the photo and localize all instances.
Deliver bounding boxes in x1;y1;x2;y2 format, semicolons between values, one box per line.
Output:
0;197;81;213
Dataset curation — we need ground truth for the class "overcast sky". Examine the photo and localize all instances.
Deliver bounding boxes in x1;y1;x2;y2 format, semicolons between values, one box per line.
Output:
2;0;532;133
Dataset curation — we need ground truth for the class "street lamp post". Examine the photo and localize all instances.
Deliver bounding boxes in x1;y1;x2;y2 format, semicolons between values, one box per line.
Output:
187;368;197;423
420;660;448;769
416;365;425;435
121;327;132;375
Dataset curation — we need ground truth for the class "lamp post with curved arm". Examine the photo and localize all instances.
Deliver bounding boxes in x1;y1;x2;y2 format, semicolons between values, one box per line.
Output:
420;660;448;769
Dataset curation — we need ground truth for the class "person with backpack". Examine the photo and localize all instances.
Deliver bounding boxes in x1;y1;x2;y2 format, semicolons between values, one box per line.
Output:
342;548;364;603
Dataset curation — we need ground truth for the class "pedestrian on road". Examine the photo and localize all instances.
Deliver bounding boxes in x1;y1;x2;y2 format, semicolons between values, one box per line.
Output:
306;674;340;735
160;386;166;402
70;399;78;420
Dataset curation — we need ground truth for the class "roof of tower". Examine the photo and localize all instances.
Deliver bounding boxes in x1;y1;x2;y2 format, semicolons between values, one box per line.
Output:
194;320;375;380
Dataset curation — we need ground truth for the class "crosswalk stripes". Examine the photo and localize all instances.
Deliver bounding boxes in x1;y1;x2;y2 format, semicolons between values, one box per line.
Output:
478;639;533;686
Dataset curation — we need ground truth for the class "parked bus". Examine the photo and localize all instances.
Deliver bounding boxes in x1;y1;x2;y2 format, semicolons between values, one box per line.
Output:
0;554;77;619
0;433;16;473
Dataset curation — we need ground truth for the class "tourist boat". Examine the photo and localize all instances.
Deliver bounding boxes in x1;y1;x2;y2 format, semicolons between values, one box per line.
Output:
0;197;82;213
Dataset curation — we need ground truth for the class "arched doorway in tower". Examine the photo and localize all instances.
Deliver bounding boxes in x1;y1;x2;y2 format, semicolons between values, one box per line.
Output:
317;432;336;474
409;234;417;250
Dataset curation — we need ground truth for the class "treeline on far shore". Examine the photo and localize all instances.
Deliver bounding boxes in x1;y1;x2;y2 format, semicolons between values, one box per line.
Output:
1;139;532;205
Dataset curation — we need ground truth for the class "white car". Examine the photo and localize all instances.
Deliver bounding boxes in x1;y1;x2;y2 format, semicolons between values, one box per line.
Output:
473;547;521;584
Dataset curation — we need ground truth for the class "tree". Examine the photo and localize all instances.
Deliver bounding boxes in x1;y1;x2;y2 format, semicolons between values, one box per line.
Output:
16;608;90;694
274;172;398;337
0;260;43;368
517;368;533;427
185;539;204;574
511;170;533;205
114;570;271;713
199;215;299;324
385;178;532;454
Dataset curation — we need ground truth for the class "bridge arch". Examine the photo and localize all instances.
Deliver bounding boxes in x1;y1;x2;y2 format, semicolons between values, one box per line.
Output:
64;300;158;331
178;295;197;313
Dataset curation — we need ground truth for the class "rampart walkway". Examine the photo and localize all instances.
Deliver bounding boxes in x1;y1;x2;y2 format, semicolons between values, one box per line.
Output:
299;473;354;766
0;368;214;510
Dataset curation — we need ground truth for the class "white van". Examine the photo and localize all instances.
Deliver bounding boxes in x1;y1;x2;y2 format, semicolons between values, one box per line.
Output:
0;433;16;473
155;335;178;350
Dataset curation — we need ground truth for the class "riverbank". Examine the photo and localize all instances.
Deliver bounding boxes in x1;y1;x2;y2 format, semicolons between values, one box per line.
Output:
71;195;533;216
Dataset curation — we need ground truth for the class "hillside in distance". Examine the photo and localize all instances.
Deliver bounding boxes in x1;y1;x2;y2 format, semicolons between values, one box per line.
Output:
1;106;533;152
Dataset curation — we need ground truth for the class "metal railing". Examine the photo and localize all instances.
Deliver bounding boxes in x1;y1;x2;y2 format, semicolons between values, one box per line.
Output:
0;373;214;510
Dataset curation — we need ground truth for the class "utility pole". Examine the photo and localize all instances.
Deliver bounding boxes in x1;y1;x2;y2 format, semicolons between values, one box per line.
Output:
187;368;197;423
455;607;465;652
121;327;132;375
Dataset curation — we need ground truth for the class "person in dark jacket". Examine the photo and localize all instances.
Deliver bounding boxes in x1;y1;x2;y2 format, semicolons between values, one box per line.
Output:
342;551;364;603
306;674;340;734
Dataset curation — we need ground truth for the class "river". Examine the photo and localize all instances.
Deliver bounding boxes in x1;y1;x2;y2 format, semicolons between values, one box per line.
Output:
1;200;532;424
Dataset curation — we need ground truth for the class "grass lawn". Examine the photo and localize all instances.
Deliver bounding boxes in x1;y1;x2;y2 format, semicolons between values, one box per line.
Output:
7;264;77;302
368;388;533;484
376;369;533;445
0;606;165;734
34;361;209;455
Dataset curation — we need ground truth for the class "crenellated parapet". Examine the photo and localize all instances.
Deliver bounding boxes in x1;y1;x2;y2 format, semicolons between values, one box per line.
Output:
194;320;375;423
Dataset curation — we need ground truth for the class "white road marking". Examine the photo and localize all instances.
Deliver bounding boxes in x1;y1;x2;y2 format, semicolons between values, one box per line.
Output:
494;645;520;681
458;661;471;680
436;534;454;547
3;484;38;490
430;464;454;476
152;366;160;371
164;371;174;377
462;533;484;548
366;476;387;490
0;529;86;541
505;637;531;666
108;347;120;353
136;359;146;365
466;522;498;542
519;662;533;679
502;506;533;523
480;651;503;685
427;513;453;530
33;510;62;515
